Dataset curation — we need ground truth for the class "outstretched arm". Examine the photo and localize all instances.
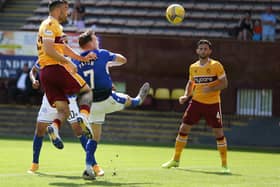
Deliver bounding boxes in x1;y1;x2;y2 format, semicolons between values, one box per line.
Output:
108;54;127;67
63;44;97;62
43;39;72;65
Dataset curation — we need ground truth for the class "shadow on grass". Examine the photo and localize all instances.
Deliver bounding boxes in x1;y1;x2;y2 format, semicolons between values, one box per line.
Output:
36;172;81;180
36;172;156;187
49;181;155;187
176;168;242;176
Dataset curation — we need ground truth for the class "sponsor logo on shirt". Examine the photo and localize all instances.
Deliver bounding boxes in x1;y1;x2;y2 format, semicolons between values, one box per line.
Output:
194;76;217;84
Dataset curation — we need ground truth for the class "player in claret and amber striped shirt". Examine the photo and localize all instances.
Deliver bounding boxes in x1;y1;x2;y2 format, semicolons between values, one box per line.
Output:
162;39;230;173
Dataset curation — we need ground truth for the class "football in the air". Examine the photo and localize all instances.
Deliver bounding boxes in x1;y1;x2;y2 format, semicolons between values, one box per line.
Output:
165;4;185;24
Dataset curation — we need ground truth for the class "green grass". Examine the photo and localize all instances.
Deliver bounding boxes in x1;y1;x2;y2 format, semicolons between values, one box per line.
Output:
0;139;279;187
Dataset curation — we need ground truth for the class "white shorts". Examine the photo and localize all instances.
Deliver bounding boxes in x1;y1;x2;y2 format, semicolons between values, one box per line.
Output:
89;91;127;124
37;94;80;124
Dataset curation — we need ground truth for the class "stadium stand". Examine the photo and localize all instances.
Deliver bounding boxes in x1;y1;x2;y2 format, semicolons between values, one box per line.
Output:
170;88;186;112
20;0;280;39
154;88;170;100
154;88;171;111
170;88;184;100
0;105;230;144
0;0;39;30
0;0;6;10
2;105;279;147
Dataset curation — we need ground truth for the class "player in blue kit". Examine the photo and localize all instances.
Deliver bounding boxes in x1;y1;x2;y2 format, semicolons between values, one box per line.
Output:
73;29;150;179
27;61;88;173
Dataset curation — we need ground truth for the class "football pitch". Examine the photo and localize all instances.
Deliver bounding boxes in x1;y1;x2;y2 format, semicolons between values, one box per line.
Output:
0;139;279;187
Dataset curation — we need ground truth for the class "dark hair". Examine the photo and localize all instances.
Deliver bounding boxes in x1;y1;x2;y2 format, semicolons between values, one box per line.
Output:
197;39;212;49
79;29;94;48
48;0;68;11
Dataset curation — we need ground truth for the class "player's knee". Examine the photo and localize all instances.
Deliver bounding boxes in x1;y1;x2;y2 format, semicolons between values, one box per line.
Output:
94;134;101;142
57;107;70;120
179;123;191;134
35;122;47;136
93;130;101;142
213;128;224;138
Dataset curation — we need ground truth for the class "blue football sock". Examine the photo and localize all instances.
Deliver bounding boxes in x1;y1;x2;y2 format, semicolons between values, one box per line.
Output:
33;135;43;164
131;97;141;107
85;139;98;166
78;134;88;151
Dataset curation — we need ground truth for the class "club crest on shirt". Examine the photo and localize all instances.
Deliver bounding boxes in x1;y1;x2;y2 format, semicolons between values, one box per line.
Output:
44;30;53;36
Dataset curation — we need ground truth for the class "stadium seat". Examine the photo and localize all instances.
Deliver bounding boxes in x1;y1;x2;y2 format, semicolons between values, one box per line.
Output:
149;28;164;35
96;0;111;6
140;87;154;110
195;3;210;10
209;3;224;10
152;2;168;9
113;18;127;25
223;4;239;11
190;12;206;19
135;28;150;35
197;22;213;29
124;1;138;7
126;19;141;26
206;12;220;19
110;0;125;7
239;4;254;11
148;88;154;96
155;88;170;100
154;88;171;111
140;20;154;27
171;89;185;100
139;1;154;8
182;2;195;9
171;88;186;112
20;0;280;39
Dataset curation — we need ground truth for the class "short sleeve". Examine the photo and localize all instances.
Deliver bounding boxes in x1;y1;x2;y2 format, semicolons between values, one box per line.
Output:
107;51;116;61
189;65;194;81
34;61;40;70
101;49;116;62
216;62;226;79
42;22;62;41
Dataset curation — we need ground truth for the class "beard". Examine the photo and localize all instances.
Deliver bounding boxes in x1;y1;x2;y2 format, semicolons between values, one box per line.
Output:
58;13;68;24
199;54;209;59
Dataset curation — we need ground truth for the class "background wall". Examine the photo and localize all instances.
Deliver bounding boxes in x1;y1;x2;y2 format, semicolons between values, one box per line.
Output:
1;32;280;115
100;34;280;115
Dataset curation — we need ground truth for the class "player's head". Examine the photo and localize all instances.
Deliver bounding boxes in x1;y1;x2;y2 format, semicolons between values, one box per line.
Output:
78;29;99;50
196;39;212;60
48;0;69;23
